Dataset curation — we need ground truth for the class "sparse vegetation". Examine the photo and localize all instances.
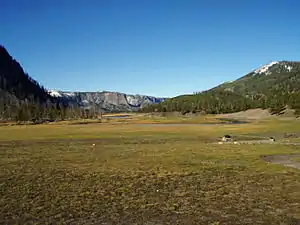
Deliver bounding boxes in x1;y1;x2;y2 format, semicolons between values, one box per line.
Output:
1;118;300;224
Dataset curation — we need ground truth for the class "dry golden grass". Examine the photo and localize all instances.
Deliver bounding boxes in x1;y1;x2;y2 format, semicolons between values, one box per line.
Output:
0;117;300;224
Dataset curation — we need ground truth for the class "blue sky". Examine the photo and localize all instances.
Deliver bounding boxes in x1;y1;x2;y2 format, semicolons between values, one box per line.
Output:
1;0;300;97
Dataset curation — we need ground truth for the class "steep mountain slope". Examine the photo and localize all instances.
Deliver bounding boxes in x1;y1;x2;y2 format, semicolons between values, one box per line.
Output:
0;45;51;103
48;90;167;112
0;45;60;121
142;61;300;115
213;61;300;96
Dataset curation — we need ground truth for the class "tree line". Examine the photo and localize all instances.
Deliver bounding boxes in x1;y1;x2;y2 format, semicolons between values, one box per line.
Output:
140;88;300;115
0;96;98;123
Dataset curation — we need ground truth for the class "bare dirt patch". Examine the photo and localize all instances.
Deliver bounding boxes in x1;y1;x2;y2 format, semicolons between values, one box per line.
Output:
218;109;275;120
261;154;300;170
218;108;297;120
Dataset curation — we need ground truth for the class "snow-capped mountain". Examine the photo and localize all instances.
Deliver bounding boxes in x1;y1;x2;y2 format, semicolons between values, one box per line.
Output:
254;61;279;75
210;60;300;97
252;61;298;76
48;90;167;112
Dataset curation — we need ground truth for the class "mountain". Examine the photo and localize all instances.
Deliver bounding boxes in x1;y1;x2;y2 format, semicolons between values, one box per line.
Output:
141;61;300;115
0;45;166;122
212;61;300;95
48;90;167;112
0;45;60;121
2;43;299;119
0;45;51;104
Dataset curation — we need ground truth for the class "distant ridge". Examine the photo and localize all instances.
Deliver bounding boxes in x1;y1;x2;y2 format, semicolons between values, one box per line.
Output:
47;90;167;112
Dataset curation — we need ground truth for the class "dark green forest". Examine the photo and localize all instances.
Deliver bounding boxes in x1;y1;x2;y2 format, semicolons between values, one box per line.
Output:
141;61;300;115
0;45;97;123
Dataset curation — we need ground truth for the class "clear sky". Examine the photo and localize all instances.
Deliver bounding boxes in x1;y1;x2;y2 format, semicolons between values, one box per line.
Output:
1;0;300;97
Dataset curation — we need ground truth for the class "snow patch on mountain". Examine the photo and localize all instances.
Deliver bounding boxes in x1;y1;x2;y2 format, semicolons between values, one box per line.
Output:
254;61;279;75
48;90;76;98
64;92;76;97
285;65;292;72
49;90;62;97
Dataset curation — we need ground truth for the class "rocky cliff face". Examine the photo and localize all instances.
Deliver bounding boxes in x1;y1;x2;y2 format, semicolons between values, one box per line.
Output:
48;90;167;112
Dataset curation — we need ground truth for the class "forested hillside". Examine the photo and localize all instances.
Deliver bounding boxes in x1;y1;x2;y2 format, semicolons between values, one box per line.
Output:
141;61;300;115
0;46;97;122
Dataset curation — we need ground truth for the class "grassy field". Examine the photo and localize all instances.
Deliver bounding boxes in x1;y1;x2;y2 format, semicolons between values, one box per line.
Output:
291;156;300;163
1;115;300;224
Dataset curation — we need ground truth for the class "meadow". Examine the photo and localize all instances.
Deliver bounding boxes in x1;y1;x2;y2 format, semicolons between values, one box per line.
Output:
0;114;300;224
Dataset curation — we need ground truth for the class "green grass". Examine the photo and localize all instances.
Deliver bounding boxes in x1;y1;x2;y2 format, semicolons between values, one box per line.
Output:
1;118;300;224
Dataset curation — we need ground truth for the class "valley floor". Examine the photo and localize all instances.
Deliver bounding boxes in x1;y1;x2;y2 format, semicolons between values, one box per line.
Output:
0;116;300;224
